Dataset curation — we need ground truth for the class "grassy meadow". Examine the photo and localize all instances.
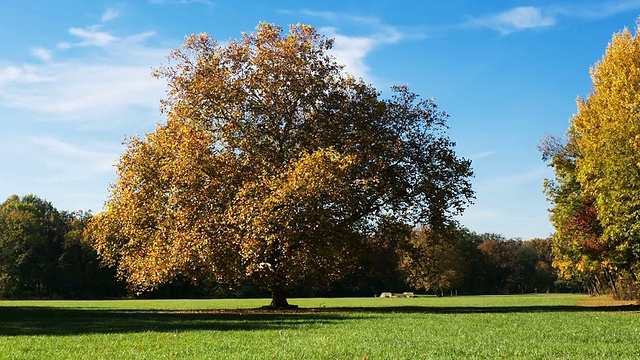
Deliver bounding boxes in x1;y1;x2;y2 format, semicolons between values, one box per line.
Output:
1;294;639;359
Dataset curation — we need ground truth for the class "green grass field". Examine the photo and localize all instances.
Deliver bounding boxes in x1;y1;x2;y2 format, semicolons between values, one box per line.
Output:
1;294;638;359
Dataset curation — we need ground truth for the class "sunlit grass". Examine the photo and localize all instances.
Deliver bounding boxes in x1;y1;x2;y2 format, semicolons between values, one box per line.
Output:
1;294;639;359
0;293;600;310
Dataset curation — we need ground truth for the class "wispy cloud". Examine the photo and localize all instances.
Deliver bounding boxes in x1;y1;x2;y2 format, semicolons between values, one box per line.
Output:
59;8;123;49
101;8;120;23
551;0;640;19
0;135;122;185
467;6;556;35
149;0;215;7
0;63;164;120
0;7;169;212
320;27;378;80
61;27;118;48
283;10;406;81
475;166;550;193
0;14;167;126
499;166;550;188
468;1;640;35
28;136;118;174
468;150;495;161
0;132;121;211
0;65;52;85
31;47;52;62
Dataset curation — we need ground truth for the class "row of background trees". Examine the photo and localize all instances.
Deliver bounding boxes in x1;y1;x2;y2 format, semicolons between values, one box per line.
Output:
0;195;124;299
0;194;562;299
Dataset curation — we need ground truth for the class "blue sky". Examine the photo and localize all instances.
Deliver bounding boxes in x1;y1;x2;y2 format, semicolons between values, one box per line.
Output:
1;1;639;240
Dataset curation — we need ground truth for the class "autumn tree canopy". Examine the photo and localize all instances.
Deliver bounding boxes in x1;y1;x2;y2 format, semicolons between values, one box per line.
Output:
542;23;640;299
87;23;474;307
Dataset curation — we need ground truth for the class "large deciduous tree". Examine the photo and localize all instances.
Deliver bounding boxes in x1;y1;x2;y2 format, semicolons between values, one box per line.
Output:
543;24;640;299
87;23;474;307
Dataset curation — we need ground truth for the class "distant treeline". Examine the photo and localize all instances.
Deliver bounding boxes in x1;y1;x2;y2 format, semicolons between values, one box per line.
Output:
0;195;125;299
0;194;569;299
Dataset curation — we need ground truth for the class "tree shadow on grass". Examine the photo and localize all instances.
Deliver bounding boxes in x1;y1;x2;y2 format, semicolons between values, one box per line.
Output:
1;304;638;336
0;307;349;336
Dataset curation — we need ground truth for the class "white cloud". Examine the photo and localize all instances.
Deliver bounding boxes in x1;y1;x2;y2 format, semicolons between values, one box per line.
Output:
0;8;169;212
469;6;556;35
0;25;167;125
321;28;376;80
551;0;640;19
58;8;122;49
101;8;120;23
149;0;215;7
1;63;163;119
10;135;120;183
498;7;555;30
0;65;52;85
288;11;405;81
64;27;118;48
28;135;116;165
468;1;640;35
468;150;495;161
330;28;402;81
31;47;52;61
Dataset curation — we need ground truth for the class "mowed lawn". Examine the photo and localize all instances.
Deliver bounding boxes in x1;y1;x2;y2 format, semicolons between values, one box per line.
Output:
0;294;639;359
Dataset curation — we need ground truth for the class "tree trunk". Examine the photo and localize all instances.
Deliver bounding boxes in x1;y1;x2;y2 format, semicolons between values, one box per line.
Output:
604;267;619;299
269;287;297;308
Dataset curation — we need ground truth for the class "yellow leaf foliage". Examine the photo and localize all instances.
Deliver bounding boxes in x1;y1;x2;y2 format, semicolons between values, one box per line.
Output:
86;23;473;297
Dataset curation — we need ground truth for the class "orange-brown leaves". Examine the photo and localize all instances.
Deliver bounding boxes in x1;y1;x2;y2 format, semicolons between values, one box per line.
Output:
87;23;473;297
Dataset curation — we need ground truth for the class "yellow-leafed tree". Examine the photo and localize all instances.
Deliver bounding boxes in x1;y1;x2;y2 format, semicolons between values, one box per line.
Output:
87;23;474;307
545;23;640;299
